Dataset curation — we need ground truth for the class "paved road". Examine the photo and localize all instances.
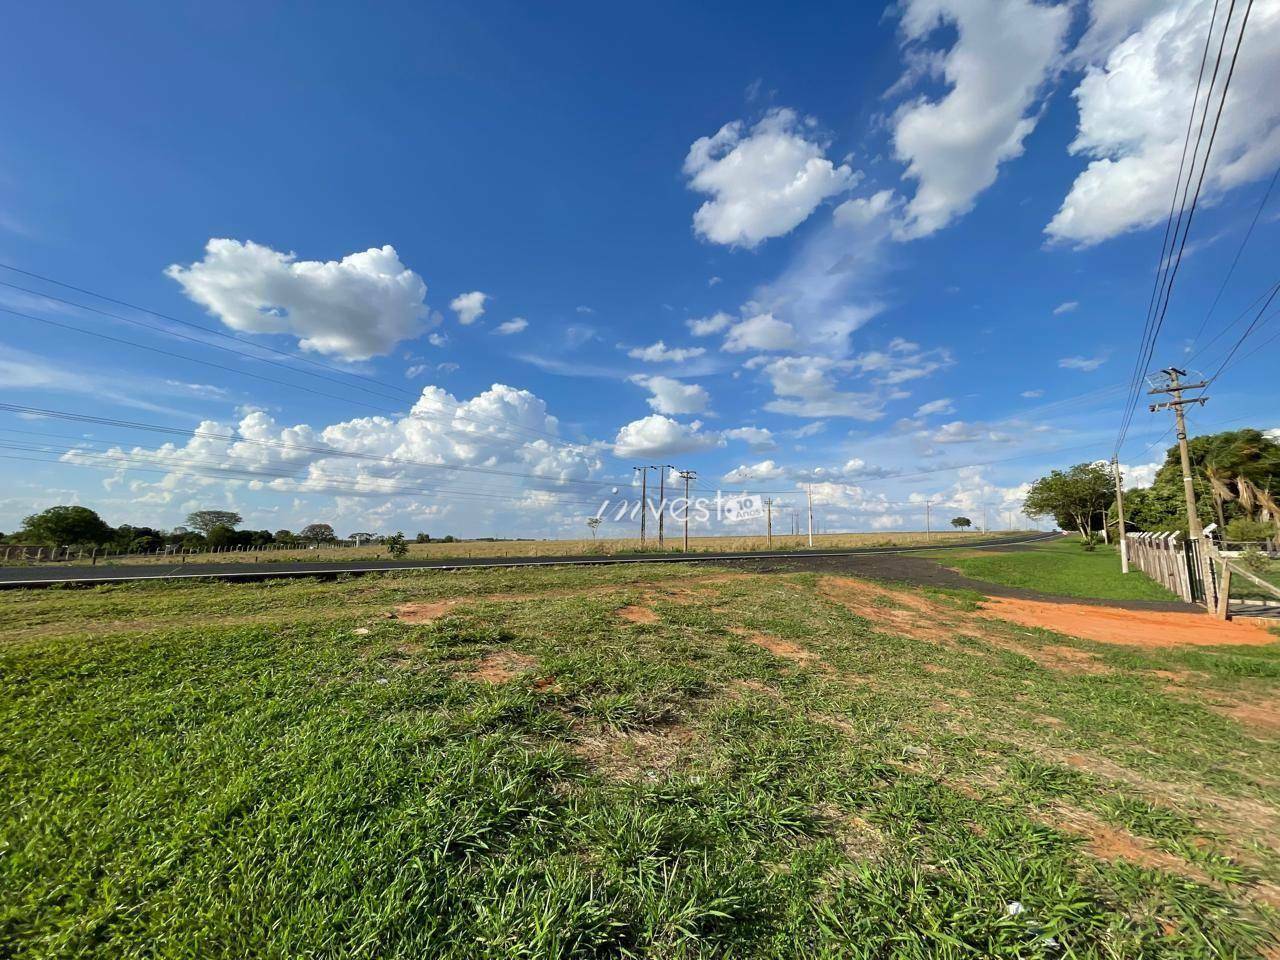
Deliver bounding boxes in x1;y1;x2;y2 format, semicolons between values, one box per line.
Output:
0;532;1061;589
719;549;1201;612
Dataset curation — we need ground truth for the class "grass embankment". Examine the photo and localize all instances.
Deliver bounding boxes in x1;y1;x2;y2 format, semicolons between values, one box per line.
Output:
922;537;1181;602
3;565;1279;956
10;529;1016;567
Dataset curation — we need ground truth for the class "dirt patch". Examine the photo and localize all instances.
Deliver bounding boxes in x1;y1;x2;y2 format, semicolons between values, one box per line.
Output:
571;721;696;781
1052;805;1206;880
466;650;539;684
395;599;462;623
617;604;659;625
1030;644;1112;675
729;626;821;665
977;597;1280;648
1214;698;1280;735
818;576;971;642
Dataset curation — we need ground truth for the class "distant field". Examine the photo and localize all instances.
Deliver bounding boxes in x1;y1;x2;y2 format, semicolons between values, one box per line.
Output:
920;537;1181;602
2;562;1277;956
12;529;1022;567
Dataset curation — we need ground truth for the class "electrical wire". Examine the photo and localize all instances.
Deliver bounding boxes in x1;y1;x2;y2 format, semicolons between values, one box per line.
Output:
0;401;623;492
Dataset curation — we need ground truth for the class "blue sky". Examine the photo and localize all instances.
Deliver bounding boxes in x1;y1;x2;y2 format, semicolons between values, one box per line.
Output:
1;0;1277;538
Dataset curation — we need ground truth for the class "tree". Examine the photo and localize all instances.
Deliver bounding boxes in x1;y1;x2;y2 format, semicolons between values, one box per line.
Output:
415;532;432;543
950;517;971;530
348;532;376;545
586;516;602;539
300;523;336;543
19;506;114;546
1023;462;1114;540
385;532;409;558
185;510;243;536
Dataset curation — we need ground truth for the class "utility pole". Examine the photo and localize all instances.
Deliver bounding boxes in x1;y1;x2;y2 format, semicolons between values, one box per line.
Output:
634;466;648;547
982;504;988;535
764;497;773;547
651;464;673;548
678;470;696;552
1149;366;1211;609
806;484;815;548
925;500;932;541
1111;458;1129;574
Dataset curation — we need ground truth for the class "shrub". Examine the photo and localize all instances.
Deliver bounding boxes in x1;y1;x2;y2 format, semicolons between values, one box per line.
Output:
1224;517;1275;544
1240;548;1271;574
385;532;409;559
1080;533;1101;552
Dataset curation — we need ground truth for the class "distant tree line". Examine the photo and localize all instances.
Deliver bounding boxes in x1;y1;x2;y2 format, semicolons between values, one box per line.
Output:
1023;428;1280;545
1;507;457;553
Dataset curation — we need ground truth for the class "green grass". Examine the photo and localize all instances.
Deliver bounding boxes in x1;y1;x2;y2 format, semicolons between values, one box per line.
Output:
920;538;1182;602
2;564;1278;957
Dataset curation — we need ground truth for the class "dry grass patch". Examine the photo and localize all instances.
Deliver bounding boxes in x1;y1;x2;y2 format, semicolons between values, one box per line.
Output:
465;650;540;684
728;625;824;667
571;721;697;782
818;576;974;643
394;599;462;623
617;604;659;625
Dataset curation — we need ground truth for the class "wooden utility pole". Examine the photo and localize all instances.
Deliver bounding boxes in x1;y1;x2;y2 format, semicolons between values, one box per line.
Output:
925;500;932;541
805;484;814;548
764;497;773;547
678;470;696;551
634;466;648;547
1148;367;1211;609
1111;458;1130;574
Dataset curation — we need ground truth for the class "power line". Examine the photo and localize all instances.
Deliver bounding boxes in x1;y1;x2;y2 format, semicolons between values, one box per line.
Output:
0;441;611;513
1116;0;1255;458
1115;0;1224;458
0;303;599;459
1188;163;1280;349
0;401;624;492
0;270;593;453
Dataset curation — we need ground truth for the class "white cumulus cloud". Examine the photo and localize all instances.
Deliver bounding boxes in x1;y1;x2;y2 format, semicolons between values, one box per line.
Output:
684;108;858;248
166;239;430;361
612;415;723;458
450;291;489;325
1047;0;1280;245
890;0;1070;239
628;375;711;415
722;313;798;353
723;426;777;451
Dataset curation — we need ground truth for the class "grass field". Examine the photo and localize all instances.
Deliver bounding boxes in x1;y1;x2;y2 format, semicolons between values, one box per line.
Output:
3;564;1279;957
2;529;1019;567
921;538;1182;602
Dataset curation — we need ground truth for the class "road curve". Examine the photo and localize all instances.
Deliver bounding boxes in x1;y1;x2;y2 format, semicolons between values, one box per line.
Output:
0;532;1061;589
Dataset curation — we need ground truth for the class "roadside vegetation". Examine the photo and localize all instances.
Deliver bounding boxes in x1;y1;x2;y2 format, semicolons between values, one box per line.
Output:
919;538;1182;603
3;563;1277;956
0;515;1020;567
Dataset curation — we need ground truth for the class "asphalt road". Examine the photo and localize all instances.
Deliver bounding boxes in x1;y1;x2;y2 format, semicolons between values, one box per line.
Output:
0;531;1061;589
